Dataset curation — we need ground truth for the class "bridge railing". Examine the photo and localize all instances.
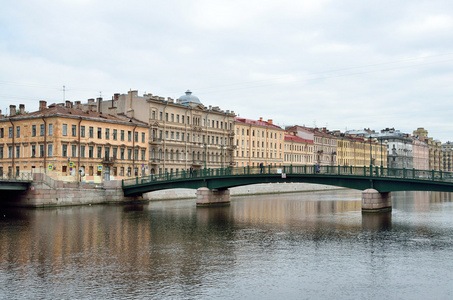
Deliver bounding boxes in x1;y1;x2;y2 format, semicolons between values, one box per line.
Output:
0;172;33;182
122;165;453;187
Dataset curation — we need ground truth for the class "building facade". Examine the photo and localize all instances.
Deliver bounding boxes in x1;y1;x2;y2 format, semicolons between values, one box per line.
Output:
234;117;285;167
0;101;148;182
287;126;337;166
100;90;236;175
283;133;314;166
413;127;442;171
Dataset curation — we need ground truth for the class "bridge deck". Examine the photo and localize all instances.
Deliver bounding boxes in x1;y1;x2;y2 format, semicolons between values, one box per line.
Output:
123;165;453;197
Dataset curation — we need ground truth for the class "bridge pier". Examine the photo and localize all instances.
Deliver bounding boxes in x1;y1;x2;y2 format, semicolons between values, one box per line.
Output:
196;187;230;207
362;189;392;213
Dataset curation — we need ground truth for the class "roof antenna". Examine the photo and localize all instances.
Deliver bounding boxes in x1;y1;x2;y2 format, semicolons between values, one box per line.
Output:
63;85;66;101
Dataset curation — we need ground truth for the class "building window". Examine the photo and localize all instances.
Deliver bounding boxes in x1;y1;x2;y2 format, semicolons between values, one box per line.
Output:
16;126;20;138
89;146;94;158
49;124;53;136
8;146;12;158
39;145;44;157
113;129;117;140
15;146;20;158
62;144;68;157
8;127;12;138
48;144;53;157
171;114;174;122
89;127;94;138
72;125;77;137
97;128;102;139
165;113;168;121
63;124;67;136
141;149;145;160
134;149;138;160
40;124;45;136
113;147;117;159
135;132;138;142
120;148;125;160
128;131;131;141
71;145;77;158
31;145;35;158
97;147;102;158
81;126;85;137
80;145;85;158
32;125;36;137
141;132;145;143
105;128;110;140
127;149;132;160
121;130;125;141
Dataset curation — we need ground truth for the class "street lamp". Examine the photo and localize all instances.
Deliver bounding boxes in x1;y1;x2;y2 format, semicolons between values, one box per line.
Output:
380;139;388;167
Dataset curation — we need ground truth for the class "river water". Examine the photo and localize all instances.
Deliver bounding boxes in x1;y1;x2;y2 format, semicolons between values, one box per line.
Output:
1;189;453;299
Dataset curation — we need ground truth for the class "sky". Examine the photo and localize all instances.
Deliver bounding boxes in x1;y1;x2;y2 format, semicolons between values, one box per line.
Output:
1;0;453;142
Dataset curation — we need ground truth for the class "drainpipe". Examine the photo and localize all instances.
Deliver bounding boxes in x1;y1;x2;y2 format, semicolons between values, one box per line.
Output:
9;119;14;178
41;117;47;174
78;117;82;182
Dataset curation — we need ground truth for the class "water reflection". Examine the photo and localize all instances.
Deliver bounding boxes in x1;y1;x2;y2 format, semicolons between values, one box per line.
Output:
1;190;453;299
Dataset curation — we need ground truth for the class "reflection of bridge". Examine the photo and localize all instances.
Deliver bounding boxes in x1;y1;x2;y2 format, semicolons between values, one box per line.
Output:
123;165;453;212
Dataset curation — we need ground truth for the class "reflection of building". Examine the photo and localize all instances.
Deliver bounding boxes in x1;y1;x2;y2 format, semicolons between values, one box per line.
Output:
233;117;285;167
0;101;148;182
413;127;441;171
100;90;235;174
283;133;314;165
287;126;337;166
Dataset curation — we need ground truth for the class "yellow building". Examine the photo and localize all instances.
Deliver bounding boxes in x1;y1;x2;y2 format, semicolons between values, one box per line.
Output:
100;90;236;174
234;117;285;167
0;101;148;182
283;133;314;165
336;134;386;167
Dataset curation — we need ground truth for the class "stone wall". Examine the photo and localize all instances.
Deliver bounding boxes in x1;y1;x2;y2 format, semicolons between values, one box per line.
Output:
16;173;141;207
144;182;343;201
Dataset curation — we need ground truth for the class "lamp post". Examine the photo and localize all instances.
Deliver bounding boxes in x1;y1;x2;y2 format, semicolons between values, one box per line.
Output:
380;139;388;167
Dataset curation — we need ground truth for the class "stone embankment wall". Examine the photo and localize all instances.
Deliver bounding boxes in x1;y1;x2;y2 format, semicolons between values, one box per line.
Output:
145;182;343;201
17;173;141;207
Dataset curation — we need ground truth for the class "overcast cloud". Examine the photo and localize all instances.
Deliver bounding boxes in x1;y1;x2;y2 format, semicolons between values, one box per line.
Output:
1;0;453;141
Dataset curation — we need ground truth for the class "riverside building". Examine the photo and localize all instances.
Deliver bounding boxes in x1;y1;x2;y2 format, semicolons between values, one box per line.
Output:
0;101;148;182
99;90;236;175
283;133;314;166
233;117;285;167
286;126;338;166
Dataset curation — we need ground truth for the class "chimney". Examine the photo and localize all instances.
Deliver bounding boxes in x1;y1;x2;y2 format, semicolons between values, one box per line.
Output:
75;101;82;110
9;105;16;116
65;100;72;108
97;97;103;112
268;119;273;125
114;93;120;101
39;101;47;111
19;104;25;114
259;117;263;121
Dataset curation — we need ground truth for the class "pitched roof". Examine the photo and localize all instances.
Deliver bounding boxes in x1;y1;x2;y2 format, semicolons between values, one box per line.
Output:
234;117;283;130
284;134;313;143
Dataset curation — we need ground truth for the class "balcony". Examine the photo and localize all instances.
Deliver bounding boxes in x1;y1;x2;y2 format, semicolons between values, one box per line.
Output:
150;137;162;145
192;160;203;167
102;156;116;164
150;158;161;165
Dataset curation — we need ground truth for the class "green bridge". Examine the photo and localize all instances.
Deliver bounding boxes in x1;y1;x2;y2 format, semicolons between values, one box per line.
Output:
122;165;453;212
